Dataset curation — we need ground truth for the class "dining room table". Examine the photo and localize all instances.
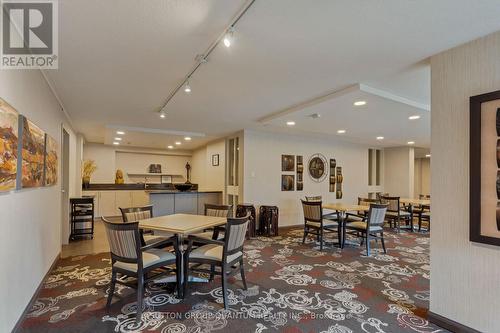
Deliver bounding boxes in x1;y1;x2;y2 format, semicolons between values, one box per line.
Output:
323;203;370;249
399;198;431;232
139;213;227;298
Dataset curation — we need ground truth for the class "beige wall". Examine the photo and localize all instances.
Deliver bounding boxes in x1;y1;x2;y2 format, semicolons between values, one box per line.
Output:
430;31;500;332
190;140;225;192
383;147;414;197
414;157;430;197
243;130;369;226
83;143;191;184
0;70;77;332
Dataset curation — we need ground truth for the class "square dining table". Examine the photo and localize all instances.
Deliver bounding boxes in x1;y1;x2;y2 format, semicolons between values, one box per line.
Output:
323;203;370;249
139;213;227;298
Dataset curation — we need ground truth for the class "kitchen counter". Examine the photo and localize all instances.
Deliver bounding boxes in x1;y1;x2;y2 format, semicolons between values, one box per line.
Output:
82;183;200;191
149;191;222;216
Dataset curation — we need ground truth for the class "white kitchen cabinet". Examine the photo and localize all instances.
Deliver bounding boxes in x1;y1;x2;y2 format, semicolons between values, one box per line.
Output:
132;191;150;207
99;191;117;217
115;191;133;215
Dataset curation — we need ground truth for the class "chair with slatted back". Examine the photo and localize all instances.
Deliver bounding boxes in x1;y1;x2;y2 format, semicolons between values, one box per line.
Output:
305;196;338;221
380;196;411;233
102;217;178;322
192;204;232;240
345;197;378;222
301;199;338;251
183;215;249;309
343;203;388;256
119;205;174;247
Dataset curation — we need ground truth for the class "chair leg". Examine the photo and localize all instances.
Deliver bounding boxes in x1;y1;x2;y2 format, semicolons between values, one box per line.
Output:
365;233;371;256
240;260;248;290
221;268;228;309
183;254;190;297
302;227;308;244
397;217;401;233
106;271;117;308
209;264;215;281
381;232;387;254
136;274;144;323
418;214;422;232
319;229;323;251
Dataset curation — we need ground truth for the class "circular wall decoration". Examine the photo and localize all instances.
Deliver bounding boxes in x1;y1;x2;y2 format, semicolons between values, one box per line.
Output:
308;153;328;183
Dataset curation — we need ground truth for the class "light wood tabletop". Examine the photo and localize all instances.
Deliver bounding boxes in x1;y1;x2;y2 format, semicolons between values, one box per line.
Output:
399;198;431;206
323;203;370;212
139;213;227;235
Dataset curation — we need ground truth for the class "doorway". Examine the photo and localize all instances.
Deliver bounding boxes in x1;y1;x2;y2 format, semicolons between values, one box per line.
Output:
61;127;70;244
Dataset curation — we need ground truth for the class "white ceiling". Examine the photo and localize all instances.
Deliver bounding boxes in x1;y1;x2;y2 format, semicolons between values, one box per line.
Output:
46;0;500;150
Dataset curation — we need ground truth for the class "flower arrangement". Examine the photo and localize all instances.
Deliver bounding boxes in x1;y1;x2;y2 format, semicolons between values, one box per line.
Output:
82;160;97;188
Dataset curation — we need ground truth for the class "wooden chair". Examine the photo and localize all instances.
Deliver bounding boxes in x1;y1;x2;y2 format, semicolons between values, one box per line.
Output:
301;200;338;251
343;203;388;256
305;196;322;201
183;215;249;309
380;196;411;232
346;197;378;222
119;205;174;247
418;206;431;232
102;217;179;322
193;204;232;240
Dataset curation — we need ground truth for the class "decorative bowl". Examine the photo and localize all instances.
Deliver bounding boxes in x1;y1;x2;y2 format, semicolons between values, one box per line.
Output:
174;183;193;192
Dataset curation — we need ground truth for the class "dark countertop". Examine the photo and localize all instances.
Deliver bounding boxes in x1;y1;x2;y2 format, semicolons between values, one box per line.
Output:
82;183;198;191
147;190;223;194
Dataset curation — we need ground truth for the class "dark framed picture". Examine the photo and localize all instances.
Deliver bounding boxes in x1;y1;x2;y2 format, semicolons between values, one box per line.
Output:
212;154;219;166
308;153;328;183
470;90;500;246
282;154;295;171
281;174;294;191
296;182;303;191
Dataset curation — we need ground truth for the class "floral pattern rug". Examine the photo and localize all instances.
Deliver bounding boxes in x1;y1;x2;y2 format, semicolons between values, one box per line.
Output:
17;228;446;333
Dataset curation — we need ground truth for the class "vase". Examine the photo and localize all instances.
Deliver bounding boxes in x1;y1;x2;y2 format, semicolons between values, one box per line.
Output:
83;177;90;189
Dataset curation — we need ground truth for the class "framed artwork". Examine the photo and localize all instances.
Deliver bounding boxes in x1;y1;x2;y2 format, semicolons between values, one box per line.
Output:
212;154;219;166
470;90;500;246
44;134;58;186
0;98;19;192
308;153;328;183
20;116;45;188
281;174;294;191
296;182;303;191
281;154;295;171
296;155;303;191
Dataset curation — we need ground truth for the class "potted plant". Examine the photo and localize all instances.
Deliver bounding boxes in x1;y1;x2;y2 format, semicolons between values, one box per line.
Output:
82;160;97;189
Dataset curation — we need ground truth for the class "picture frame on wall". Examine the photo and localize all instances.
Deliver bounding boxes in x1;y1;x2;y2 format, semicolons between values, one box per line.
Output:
0;98;19;192
281;174;294;191
281;154;295;172
470;90;500;246
212;154;219;166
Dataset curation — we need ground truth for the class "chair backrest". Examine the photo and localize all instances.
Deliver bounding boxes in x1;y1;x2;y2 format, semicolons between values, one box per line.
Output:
358;197;377;214
419;194;431;200
376;192;390;203
102;217;141;262
301;199;322;224
223;216;249;260
380;196;400;212
205;203;232;217
305;196;322;202
367;203;388;228
120;205;153;222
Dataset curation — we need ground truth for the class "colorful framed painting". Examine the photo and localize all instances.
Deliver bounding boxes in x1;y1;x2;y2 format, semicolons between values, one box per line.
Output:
470;90;500;246
45;134;58;186
0;98;19;192
20;116;45;188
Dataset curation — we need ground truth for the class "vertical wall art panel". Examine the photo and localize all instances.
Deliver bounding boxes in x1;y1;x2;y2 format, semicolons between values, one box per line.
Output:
296;155;303;191
0;98;19;192
336;166;343;199
470;91;500;245
44;134;58;186
20;116;45;188
329;159;336;192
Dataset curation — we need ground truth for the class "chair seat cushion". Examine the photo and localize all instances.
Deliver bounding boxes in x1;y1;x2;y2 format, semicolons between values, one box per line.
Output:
347;221;383;232
306;219;338;228
193;231;225;240
386;211;411;217
190;244;242;263
114;248;176;272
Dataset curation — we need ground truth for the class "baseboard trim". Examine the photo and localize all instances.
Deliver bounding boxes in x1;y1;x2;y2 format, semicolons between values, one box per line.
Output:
12;251;61;333
427;311;481;333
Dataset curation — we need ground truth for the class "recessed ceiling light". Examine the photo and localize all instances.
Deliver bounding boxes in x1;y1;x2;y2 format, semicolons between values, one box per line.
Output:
354;101;366;106
159;111;166;118
337;129;346;134
223;27;234;47
409;115;421;120
175;141;181;145
407;141;415;145
167;145;173;149
376;136;384;140
309;113;321;119
184;80;191;94
184;137;192;141
114;137;122;141
113;142;120;145
426;154;431;158
286;121;295;126
116;131;125;135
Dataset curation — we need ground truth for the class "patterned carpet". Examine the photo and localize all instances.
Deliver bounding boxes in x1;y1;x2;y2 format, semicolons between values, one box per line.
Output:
17;228;446;333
